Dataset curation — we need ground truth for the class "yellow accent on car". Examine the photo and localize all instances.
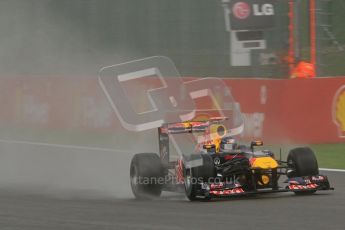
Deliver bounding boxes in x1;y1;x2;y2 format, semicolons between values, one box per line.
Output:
254;140;263;146
251;157;278;169
210;124;227;139
213;138;221;153
260;175;270;185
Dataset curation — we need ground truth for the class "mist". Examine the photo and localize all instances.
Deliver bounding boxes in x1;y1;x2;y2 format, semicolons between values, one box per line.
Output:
0;0;155;199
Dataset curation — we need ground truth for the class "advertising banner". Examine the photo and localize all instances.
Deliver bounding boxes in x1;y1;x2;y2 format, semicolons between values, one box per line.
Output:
223;78;345;143
0;76;344;144
229;0;276;30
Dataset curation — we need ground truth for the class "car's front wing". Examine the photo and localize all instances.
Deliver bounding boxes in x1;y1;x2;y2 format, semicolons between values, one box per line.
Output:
201;174;334;198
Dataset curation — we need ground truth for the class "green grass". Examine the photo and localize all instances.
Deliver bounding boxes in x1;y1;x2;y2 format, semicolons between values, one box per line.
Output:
258;143;345;170
309;143;345;169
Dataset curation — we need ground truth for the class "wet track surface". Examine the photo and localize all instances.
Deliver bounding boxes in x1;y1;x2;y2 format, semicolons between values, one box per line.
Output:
0;142;344;230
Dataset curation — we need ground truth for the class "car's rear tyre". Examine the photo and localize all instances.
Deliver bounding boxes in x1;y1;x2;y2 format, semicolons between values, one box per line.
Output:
130;153;164;200
184;154;216;201
287;147;319;195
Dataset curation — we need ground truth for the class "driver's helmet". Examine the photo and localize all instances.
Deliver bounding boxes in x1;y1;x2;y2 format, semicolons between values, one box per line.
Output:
219;136;237;152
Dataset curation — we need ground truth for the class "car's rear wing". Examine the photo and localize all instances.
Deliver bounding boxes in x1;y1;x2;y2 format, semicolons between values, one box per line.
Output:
160;117;229;134
158;117;228;173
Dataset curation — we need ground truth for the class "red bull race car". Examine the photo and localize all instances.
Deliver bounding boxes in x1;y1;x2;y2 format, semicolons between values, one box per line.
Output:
130;117;333;201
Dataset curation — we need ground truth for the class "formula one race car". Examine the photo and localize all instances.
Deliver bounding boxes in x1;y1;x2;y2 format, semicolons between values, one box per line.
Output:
130;117;333;201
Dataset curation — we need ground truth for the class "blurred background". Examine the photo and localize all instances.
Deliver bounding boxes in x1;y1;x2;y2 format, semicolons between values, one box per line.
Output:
0;0;344;78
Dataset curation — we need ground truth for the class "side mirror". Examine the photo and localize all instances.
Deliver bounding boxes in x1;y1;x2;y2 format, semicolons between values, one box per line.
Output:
203;144;216;153
250;140;263;151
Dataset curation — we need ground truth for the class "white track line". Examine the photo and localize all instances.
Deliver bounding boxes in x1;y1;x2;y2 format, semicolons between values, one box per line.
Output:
0;139;130;153
319;168;345;173
1;139;344;171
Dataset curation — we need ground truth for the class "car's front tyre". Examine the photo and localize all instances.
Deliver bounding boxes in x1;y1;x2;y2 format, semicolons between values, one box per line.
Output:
184;154;216;201
287;147;319;195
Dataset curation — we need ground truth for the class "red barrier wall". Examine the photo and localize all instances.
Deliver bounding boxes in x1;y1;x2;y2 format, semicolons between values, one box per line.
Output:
223;78;345;143
1;76;344;144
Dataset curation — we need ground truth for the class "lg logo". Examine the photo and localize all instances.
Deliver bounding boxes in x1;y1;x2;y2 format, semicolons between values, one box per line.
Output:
232;2;274;19
253;3;274;16
232;2;251;19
